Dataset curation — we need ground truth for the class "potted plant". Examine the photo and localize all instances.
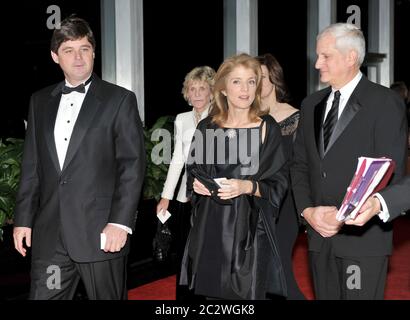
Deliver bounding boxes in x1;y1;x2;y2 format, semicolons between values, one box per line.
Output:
0;138;24;240
143;115;175;201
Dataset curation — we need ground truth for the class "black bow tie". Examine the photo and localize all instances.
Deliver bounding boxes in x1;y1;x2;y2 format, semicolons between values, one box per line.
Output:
61;76;93;95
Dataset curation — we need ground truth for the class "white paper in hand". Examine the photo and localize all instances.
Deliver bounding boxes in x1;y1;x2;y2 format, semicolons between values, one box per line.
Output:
157;209;171;224
214;177;228;188
100;233;106;250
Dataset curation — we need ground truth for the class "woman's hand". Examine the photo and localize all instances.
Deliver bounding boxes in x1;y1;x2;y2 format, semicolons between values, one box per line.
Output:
218;179;252;199
193;178;211;196
156;198;170;215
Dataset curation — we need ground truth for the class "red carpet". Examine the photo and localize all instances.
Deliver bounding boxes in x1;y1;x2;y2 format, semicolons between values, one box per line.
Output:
128;217;410;300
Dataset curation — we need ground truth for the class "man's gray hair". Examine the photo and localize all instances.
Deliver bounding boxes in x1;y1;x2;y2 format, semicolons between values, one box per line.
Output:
317;23;366;67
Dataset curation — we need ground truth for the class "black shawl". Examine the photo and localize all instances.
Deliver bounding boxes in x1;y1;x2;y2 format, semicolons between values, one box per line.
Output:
180;114;289;299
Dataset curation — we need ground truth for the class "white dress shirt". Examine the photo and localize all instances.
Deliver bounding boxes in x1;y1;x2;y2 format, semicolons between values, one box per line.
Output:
54;77;132;234
323;71;362;122
54;81;90;169
373;193;390;222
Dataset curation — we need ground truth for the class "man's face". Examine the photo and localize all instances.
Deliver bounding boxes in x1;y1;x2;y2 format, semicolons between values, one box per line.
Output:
51;36;94;86
315;33;353;89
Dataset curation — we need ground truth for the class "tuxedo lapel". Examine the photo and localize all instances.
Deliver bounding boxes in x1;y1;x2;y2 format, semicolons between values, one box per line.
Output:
324;79;365;155
62;83;101;172
324;95;362;155
44;84;64;174
313;89;331;158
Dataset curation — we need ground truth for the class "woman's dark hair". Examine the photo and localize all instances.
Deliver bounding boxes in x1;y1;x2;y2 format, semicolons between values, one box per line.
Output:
50;15;96;53
255;53;290;103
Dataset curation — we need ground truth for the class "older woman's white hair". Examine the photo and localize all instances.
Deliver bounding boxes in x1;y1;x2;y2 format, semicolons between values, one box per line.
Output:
317;23;366;67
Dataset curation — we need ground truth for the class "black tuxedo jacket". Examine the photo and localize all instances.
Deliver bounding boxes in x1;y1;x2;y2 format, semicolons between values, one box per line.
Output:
380;175;410;219
291;76;408;257
14;75;146;262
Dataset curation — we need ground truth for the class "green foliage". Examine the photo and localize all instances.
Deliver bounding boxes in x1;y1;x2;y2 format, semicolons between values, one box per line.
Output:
0;138;24;239
143;116;175;201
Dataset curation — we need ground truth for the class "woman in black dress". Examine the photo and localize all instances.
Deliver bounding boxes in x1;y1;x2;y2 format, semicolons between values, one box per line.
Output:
256;53;305;299
180;53;289;299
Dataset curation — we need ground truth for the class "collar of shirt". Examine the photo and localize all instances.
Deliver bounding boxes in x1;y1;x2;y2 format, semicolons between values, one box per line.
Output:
325;71;362;120
192;105;210;125
64;74;93;95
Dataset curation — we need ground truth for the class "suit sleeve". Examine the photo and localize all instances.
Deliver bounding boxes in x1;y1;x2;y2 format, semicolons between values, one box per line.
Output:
13;95;40;227
290;103;314;214
109;91;146;230
161;114;185;200
379;176;410;221
374;92;408;184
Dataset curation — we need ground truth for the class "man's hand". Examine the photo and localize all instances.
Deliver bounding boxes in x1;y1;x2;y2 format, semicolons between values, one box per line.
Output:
345;196;381;226
13;227;32;257
303;206;343;237
101;224;128;253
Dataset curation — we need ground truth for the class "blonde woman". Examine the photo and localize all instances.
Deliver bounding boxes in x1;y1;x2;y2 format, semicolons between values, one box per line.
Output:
181;54;288;300
156;66;215;300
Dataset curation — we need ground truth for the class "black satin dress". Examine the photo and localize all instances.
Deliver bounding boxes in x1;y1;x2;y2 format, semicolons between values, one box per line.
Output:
181;115;289;300
194;126;262;299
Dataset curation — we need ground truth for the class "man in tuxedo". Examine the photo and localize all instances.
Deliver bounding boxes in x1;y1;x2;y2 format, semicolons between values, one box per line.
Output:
291;23;408;299
345;176;410;226
13;16;145;299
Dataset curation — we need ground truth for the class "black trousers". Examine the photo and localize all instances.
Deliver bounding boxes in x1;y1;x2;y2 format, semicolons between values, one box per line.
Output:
29;232;127;300
309;239;388;300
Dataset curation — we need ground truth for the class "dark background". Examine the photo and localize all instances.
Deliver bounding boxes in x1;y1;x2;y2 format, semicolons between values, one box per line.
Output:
258;0;308;108
1;0;409;137
143;1;224;127
0;0;409;299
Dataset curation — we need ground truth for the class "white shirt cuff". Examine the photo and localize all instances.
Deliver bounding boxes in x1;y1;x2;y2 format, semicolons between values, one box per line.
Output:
373;193;390;223
108;223;132;234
